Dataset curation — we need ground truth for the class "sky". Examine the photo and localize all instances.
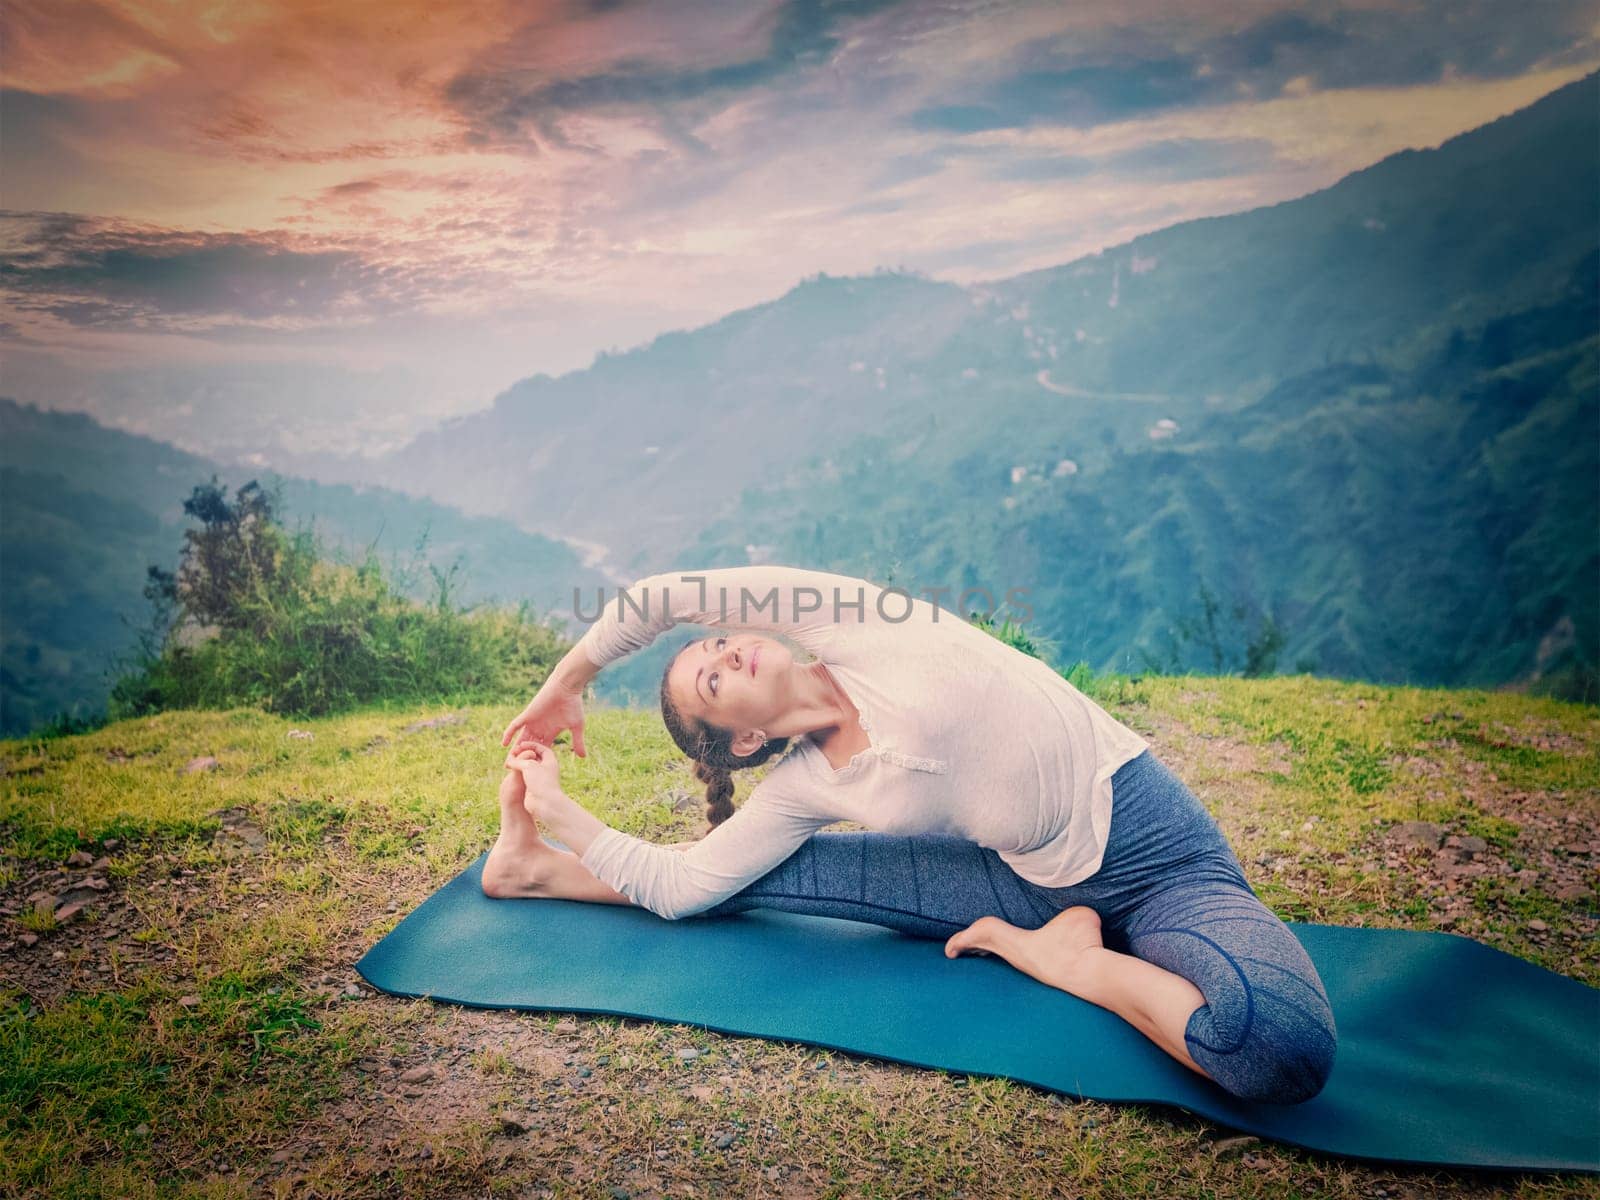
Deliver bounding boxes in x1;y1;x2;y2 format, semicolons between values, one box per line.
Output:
2;0;1597;461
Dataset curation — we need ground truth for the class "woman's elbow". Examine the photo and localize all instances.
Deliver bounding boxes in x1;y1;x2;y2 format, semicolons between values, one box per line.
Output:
652;895;720;922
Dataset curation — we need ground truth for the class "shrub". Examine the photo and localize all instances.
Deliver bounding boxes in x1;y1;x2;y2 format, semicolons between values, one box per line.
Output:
109;478;568;719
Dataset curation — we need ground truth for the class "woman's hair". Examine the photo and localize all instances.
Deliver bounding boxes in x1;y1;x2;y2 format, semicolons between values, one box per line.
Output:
660;636;790;827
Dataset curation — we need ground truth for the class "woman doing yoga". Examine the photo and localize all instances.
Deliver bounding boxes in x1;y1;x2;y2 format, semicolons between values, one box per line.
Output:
487;565;1337;1105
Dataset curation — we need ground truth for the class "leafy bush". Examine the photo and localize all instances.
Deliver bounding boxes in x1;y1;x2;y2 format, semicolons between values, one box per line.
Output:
966;608;1101;692
109;478;568;720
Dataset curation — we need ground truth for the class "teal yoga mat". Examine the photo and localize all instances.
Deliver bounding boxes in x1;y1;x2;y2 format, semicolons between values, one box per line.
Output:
356;852;1599;1172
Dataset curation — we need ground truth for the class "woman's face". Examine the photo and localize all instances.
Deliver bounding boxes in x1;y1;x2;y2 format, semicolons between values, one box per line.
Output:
667;633;795;752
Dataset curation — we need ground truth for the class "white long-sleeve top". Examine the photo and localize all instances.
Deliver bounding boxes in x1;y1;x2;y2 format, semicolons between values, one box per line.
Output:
575;564;1150;919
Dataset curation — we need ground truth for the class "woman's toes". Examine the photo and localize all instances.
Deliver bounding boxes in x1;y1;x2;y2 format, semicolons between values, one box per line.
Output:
945;915;1016;959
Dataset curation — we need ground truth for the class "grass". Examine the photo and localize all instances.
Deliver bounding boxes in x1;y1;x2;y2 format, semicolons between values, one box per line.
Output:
1;676;1597;1198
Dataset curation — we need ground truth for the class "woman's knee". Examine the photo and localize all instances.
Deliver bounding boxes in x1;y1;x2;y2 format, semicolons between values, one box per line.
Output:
1197;1014;1337;1105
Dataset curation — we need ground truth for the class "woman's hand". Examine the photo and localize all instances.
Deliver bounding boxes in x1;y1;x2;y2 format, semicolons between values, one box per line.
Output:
502;675;587;755
505;738;565;813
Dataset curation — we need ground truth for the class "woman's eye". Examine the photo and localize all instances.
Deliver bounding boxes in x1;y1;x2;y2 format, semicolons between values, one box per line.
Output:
709;639;726;697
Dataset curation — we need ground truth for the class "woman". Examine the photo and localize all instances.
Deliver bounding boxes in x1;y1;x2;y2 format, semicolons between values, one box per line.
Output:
488;565;1337;1105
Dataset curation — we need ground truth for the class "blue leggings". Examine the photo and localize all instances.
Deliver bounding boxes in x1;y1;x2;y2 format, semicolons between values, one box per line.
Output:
703;749;1337;1105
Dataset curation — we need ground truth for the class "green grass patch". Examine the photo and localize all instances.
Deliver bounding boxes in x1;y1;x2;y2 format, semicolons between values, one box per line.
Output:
2;678;1597;1196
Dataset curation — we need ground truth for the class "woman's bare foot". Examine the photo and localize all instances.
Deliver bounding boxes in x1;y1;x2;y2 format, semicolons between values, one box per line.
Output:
944;906;1213;1081
482;771;566;898
944;905;1106;991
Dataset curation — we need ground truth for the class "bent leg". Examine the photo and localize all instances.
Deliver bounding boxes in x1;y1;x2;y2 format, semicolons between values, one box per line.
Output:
701;831;1058;938
1119;878;1338;1104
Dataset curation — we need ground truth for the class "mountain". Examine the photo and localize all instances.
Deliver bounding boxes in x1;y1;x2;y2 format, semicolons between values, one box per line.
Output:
330;72;1597;703
0;399;611;735
343;73;1597;595
9;73;1596;723
678;249;1597;700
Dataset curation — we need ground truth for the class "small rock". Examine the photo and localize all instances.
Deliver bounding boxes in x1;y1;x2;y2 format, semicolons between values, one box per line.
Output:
342;983;363;998
689;1085;714;1101
553;1019;578;1034
714;1132;736;1150
402;714;464;734
215;821;267;855
498;1115;528;1136
1212;1135;1260;1155
103;838;120;851
54;900;86;923
178;995;201;1008
608;1188;630;1200
67;850;94;867
287;729;314;740
19;932;38;947
1393;821;1445;850
182;756;220;775
676;1048;701;1061
133;1123;150;1137
270;1149;292;1164
1528;919;1550;933
1554;884;1590;902
399;1066;434;1084
576;1067;592;1079
1457;835;1488;857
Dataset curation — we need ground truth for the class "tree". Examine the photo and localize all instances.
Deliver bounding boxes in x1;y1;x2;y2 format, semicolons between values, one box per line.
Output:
155;477;297;637
1137;576;1290;678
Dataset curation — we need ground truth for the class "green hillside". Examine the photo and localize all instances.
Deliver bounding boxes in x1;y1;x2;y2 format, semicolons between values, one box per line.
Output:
352;73;1597;708
0;400;610;736
675;251;1598;703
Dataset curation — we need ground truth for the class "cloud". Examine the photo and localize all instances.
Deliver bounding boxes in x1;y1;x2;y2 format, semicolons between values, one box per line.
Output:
444;0;907;148
0;212;391;331
907;0;1600;132
2;0;1597;465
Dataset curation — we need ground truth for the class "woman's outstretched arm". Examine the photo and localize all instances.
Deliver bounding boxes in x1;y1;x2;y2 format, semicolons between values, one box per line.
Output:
573;563;886;672
504;563;859;748
508;739;833;921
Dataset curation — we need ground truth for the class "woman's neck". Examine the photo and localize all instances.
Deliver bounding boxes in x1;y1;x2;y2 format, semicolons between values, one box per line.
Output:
778;660;857;742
